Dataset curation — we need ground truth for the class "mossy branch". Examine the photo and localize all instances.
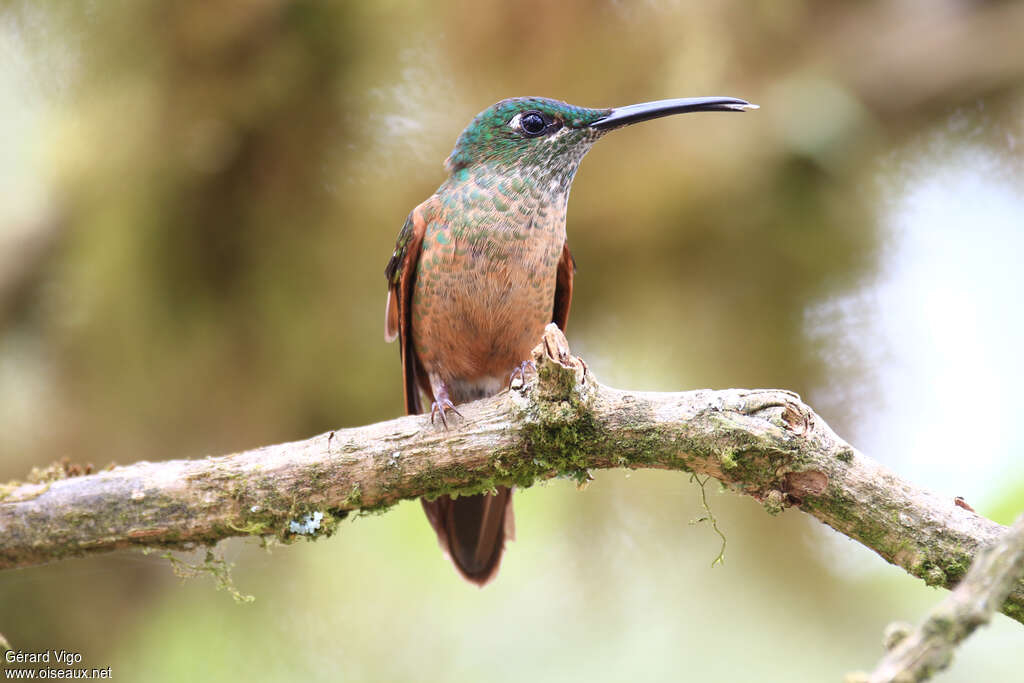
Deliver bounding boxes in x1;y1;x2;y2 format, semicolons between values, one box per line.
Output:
1;325;1021;626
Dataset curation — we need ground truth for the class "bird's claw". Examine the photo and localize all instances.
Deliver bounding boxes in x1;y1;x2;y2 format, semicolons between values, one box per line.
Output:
430;398;463;429
509;360;537;389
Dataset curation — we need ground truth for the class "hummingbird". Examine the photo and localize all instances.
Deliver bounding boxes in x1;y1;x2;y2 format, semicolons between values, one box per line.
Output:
385;95;756;586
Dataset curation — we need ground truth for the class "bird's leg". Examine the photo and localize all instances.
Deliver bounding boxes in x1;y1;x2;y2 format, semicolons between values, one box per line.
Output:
429;381;463;429
508;359;537;389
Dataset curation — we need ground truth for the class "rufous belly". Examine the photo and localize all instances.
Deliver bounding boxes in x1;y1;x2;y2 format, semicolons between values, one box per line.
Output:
412;226;561;395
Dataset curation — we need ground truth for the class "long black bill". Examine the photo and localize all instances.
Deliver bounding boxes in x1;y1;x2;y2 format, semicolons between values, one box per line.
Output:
589;97;757;130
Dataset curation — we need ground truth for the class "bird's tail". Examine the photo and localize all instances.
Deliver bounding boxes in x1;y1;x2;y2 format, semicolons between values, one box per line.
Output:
421;486;515;587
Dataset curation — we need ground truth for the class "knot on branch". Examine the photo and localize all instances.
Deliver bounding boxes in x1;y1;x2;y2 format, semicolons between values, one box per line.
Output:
783;470;829;501
781;401;813;435
531;323;589;402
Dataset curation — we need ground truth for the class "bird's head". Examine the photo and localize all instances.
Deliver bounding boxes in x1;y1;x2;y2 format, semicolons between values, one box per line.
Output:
444;96;757;185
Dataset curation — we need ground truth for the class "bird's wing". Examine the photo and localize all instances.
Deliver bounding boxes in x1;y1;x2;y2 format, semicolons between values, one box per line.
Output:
552;241;576;331
384;203;432;415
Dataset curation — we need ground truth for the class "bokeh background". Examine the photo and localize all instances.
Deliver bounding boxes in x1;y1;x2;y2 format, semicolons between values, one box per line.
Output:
2;1;1023;681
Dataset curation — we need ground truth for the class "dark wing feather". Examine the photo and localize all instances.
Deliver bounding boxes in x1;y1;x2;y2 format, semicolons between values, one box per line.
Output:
384;206;431;415
552;241;576;331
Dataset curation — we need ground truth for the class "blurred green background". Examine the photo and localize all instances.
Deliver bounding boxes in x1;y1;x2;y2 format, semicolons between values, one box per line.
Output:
2;1;1023;680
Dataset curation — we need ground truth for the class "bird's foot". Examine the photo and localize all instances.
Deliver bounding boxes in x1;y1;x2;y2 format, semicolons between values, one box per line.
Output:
508;360;537;390
430;386;463;429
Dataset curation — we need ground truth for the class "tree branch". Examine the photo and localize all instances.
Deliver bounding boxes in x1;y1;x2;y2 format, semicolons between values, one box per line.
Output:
1;325;1021;626
852;514;1024;683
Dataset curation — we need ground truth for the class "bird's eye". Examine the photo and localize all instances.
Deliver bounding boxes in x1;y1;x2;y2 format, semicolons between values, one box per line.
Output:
520;111;547;136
